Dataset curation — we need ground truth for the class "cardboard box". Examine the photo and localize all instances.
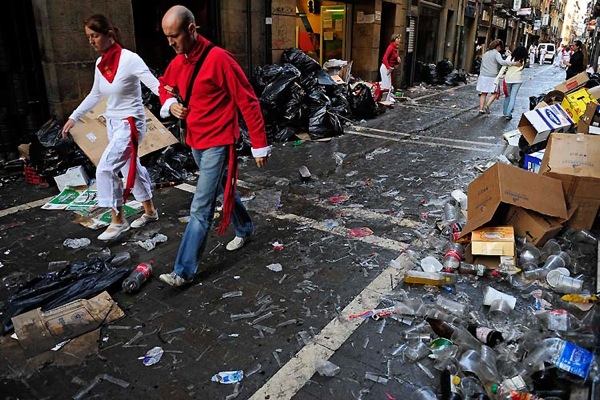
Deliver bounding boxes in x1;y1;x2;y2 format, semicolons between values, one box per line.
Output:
523;150;545;173
554;72;589;94
577;103;600;134
502;205;563;245
540;133;600;229
460;162;568;238
69;97;177;165
561;88;598;124
518;104;575;145
467;226;515;268
53;166;89;191
11;291;124;358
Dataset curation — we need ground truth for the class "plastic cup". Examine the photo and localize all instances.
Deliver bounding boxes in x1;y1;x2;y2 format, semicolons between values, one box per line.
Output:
405;341;430;361
436;296;468;315
542;254;566;271
546;268;569;288
553;275;584;294
459;349;482;374
479;345;499;381
542;239;561;256
482;286;517;309
519;243;541;265
520;261;539;272
489;298;512;321
421;256;443;273
412;387;437;400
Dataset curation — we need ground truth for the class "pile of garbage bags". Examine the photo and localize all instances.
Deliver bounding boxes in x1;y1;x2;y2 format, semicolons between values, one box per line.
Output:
251;48;355;143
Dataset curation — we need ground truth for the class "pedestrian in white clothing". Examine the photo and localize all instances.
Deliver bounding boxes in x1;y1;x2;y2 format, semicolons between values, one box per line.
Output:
529;44;537;66
539;47;546;65
61;14;160;241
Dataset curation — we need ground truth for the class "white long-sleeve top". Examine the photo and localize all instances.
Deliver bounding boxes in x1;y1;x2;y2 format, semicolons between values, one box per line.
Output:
69;49;159;121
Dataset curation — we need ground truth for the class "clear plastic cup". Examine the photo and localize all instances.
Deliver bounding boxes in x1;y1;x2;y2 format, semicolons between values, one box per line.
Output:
519;243;541;265
412;387;437;400
405;341;430;361
479;345;499;381
459;349;482;374
553;275;584;294
489;298;512;321
542;254;566;271
436;296;468;315
421;256;443;272
542;239;561;256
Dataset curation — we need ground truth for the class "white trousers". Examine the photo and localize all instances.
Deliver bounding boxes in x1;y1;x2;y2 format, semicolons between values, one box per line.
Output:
96;117;152;211
380;64;392;90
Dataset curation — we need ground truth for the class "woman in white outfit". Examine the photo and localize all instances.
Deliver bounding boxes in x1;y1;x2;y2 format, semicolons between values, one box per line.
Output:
528;43;537;66
61;14;160;241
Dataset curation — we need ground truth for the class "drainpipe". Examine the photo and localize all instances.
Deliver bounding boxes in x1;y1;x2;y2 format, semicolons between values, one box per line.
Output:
265;0;272;64
247;0;253;72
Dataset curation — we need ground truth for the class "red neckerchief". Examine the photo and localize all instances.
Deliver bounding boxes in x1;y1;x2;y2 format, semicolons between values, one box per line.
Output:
217;145;238;236
98;42;122;83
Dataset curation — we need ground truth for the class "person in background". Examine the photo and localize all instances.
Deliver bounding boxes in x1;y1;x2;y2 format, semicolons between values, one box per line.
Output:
554;44;563;67
380;33;402;91
476;39;519;114
539;46;547;65
528;42;538;67
500;46;527;121
564;40;587;79
61;14;159;241
157;5;271;287
502;45;512;60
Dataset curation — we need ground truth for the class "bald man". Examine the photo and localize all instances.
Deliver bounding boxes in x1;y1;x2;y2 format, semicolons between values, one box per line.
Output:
158;5;271;287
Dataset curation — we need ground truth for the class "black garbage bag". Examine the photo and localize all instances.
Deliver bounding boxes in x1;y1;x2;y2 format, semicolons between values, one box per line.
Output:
260;64;301;107
28;117;72;179
529;94;546;110
145;144;195;184
0;256;131;335
436;59;454;83
585;73;600;88
280;48;321;75
348;83;378;119
283;83;306;123
445;69;468;86
315;69;337;87
274;126;299;142
308;107;343;139
252;64;284;96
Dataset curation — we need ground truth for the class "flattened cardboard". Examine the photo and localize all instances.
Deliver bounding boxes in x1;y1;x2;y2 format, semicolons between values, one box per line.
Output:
53;166;89;192
518;104;575;145
11;291;124;358
69;97;177;165
540;133;600;229
577;103;600;134
554;72;589;94
503;205;563;246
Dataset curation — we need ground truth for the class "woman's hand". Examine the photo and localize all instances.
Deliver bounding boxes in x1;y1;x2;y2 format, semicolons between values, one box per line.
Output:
61;119;75;140
254;156;269;168
169;102;189;120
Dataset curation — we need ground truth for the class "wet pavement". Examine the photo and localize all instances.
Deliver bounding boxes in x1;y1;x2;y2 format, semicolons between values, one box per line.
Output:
0;64;597;400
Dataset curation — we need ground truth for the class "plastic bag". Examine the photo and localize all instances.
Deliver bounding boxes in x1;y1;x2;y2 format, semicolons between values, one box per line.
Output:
0;256;131;335
260;64;301;107
280;48;321;75
252;64;284;96
348;83;378;119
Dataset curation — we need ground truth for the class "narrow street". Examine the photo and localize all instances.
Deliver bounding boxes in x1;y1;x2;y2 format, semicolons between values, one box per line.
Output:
0;64;594;400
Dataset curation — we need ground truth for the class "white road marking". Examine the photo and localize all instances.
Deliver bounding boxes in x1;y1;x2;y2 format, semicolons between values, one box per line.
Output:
0;196;55;218
350;125;497;147
347;130;494;152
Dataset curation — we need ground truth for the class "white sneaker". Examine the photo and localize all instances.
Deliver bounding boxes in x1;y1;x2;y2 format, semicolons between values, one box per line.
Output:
159;271;191;287
131;210;159;228
226;236;249;251
98;220;130;241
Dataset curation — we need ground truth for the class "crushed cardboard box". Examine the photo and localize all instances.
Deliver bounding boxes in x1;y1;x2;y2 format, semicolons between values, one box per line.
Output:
518;103;575;145
554;72;589;94
54;166;90;192
460;162;568;239
69;97;177;165
540;133;600;230
577;103;600;134
523;150;545;173
11;291;124;358
502;206;564;246
561;88;598;125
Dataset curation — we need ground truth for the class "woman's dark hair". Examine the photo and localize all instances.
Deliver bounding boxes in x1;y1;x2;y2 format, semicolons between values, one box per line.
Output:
84;14;123;47
574;40;583;49
511;46;528;62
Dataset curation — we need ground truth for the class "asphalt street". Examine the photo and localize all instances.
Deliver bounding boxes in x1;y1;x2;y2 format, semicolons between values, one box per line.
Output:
0;64;591;400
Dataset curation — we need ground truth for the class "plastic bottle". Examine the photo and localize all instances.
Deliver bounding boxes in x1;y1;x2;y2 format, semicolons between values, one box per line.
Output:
404;270;458;286
443;200;459;223
458;263;500;278
467;325;504;347
443;242;464;270
122;262;153;293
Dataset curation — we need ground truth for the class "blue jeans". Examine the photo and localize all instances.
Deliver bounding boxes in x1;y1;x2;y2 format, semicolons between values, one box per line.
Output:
174;146;254;279
503;82;522;117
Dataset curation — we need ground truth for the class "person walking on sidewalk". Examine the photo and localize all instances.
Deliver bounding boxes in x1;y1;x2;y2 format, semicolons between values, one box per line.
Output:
157;5;271;287
500;46;527;121
380;33;402;91
564;40;587;79
61;14;159;241
528;43;537;67
476;39;519;114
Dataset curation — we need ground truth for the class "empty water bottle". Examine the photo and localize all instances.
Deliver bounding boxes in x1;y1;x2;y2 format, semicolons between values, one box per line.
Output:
122;262;153;293
443;242;464;270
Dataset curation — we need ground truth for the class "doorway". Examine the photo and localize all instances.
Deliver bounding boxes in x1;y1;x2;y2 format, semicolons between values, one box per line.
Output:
379;2;397;81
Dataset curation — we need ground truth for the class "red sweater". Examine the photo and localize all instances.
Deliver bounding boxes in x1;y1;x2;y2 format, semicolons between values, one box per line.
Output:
382;42;399;69
159;36;268;151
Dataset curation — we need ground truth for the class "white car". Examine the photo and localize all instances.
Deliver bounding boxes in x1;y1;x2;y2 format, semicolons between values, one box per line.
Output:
538;43;556;64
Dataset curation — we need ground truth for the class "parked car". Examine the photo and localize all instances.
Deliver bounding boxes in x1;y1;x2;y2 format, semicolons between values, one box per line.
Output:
538;43;556;64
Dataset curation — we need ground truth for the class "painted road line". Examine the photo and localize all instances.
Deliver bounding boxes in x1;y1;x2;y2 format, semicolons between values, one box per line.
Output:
249;264;405;400
0;196;55;218
353;125;497;147
398;103;473;112
347;130;494;153
176;183;409;252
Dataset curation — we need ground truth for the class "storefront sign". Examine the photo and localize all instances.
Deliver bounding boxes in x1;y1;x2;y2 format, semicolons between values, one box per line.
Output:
517;7;531;16
492;16;507;29
513;0;522;11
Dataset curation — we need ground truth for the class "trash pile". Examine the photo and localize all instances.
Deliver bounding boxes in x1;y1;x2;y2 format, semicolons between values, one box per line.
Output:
416;59;468;87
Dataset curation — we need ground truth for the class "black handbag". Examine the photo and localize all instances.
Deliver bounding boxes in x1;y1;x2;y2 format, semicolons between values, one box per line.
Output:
178;44;214;145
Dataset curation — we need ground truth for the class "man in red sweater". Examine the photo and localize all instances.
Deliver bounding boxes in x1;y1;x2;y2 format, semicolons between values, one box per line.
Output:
158;5;271;287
